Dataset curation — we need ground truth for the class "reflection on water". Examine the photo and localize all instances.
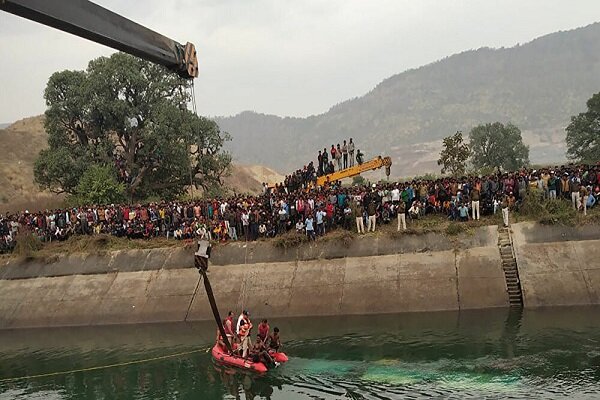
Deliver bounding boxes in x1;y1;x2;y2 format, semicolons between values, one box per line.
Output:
1;307;600;399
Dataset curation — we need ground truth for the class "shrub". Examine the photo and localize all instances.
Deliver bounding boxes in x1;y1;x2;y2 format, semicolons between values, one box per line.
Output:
519;189;576;225
273;232;309;249
445;223;467;236
13;231;44;259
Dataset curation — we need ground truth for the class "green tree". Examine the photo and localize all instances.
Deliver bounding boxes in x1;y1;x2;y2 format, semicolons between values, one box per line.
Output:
352;175;367;185
566;92;600;163
34;52;231;200
69;165;126;205
469;122;529;172
437;131;470;176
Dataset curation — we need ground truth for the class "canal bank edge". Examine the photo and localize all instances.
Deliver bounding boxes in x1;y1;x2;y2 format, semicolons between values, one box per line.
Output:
0;222;599;329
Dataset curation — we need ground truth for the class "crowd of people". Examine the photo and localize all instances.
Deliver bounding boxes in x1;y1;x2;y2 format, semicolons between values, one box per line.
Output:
274;137;364;194
315;138;364;176
1;163;598;253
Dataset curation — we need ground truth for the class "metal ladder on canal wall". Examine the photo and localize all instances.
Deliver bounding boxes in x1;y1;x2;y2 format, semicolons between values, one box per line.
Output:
498;226;524;308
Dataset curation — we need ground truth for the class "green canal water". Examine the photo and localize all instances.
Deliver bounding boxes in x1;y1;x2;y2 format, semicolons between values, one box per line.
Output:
1;307;599;399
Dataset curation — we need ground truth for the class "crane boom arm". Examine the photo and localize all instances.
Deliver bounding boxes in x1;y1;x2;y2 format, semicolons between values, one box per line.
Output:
316;156;392;186
0;0;198;78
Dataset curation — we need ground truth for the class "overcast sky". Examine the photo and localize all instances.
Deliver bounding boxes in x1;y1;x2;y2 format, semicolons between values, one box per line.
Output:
1;0;599;123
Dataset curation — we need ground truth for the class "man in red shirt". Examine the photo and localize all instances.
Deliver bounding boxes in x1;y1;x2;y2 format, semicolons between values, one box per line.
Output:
257;319;270;341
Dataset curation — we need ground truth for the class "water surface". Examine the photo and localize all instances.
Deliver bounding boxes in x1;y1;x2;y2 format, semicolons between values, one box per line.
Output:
1;308;599;399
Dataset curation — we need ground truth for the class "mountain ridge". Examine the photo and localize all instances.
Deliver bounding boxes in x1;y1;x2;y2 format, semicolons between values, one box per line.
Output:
217;22;600;176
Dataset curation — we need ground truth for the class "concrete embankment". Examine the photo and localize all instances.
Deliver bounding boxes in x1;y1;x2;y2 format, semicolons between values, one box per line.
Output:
511;222;600;307
0;222;598;329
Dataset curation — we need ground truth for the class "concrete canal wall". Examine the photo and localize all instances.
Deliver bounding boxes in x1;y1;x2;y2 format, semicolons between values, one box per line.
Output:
0;223;598;329
511;222;600;308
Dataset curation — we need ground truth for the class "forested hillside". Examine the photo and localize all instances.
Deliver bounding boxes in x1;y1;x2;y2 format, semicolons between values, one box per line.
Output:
218;23;600;176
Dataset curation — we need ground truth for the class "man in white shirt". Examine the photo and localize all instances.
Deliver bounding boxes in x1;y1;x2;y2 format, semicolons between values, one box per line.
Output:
391;186;400;203
241;211;250;241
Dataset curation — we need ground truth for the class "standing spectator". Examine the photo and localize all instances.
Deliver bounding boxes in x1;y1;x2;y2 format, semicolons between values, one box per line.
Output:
342;140;348;169
322;148;329;173
397;200;406;231
348;138;355;167
560;173;570;200
570;174;582;210
579;185;588;216
305;214;315;240
548;171;558;200
355;200;365;234
315;208;325;236
586;186;597;209
330;145;336;171
277;207;287;233
317;150;323;176
335;144;343;171
471;185;480;220
501;195;510;227
241;210;250;241
367;200;377;232
459;203;469;222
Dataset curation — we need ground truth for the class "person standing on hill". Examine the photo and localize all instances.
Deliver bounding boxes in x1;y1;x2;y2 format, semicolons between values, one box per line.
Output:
336;144;343;170
348;138;355;167
342;140;348;169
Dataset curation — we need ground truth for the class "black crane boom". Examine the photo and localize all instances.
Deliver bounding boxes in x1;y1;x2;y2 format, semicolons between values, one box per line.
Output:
0;0;198;79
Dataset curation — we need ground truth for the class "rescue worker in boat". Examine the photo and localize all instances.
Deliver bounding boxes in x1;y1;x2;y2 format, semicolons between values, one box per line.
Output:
215;327;227;352
238;318;252;359
257;319;270;341
223;311;235;346
236;310;251;336
250;335;279;368
268;327;282;352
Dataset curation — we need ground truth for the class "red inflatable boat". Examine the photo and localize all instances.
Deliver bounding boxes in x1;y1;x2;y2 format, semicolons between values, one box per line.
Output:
211;344;288;373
